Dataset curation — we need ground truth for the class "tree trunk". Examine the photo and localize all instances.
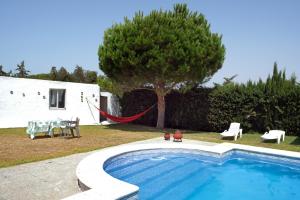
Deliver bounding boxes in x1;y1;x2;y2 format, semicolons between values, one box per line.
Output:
156;91;165;129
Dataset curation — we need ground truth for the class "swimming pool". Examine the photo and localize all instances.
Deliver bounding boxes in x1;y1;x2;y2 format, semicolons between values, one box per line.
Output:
104;149;300;200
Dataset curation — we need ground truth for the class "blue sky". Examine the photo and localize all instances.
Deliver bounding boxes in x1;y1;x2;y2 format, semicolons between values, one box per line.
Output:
0;0;299;85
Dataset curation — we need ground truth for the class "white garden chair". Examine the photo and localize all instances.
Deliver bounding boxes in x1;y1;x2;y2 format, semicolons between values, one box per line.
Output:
220;122;243;141
261;130;285;144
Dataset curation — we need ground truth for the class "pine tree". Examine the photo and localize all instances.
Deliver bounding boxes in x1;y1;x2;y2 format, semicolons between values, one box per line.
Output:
49;66;58;80
15;61;30;78
85;70;97;83
99;4;225;128
72;65;85;82
0;65;8;76
57;67;69;81
223;74;238;85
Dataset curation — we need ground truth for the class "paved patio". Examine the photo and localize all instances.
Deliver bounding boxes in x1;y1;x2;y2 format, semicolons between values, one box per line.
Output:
0;138;216;200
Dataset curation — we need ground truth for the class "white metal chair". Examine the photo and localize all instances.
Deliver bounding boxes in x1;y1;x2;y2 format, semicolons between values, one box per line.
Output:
60;117;80;138
220;122;243;141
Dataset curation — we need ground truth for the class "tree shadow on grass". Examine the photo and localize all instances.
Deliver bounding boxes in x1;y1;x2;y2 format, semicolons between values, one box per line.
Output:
219;137;237;141
102;123;164;133
31;135;52;140
261;140;279;144
102;123;214;135
183;130;216;135
30;132;79;140
290;137;300;145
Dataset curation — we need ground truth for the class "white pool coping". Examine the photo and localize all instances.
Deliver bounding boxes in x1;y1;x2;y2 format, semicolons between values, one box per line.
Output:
64;139;300;200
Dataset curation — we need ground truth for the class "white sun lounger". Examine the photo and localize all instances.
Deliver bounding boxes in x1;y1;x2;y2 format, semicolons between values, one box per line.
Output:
220;122;243;141
261;130;285;144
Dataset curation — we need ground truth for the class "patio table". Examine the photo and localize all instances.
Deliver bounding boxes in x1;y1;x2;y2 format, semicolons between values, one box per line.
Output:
26;119;63;139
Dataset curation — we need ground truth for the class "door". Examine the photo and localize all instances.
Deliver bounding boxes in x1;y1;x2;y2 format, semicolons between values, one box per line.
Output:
100;96;108;122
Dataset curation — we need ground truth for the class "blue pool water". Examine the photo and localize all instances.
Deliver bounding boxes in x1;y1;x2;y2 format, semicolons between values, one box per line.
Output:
104;149;300;200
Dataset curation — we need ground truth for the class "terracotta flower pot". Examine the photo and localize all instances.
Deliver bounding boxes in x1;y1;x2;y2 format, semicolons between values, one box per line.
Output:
164;133;171;140
173;130;183;142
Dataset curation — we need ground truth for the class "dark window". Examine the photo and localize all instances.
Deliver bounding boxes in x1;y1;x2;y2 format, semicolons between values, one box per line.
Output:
49;89;66;109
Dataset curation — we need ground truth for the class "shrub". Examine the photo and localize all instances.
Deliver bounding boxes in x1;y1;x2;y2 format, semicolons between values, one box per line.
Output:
120;88;212;131
207;64;300;135
121;64;300;136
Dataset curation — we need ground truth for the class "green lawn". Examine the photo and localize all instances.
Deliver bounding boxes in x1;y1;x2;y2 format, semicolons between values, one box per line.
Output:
183;130;300;152
0;124;299;168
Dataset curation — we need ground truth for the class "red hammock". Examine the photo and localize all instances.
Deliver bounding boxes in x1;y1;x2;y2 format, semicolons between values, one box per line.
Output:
97;105;155;123
87;98;156;123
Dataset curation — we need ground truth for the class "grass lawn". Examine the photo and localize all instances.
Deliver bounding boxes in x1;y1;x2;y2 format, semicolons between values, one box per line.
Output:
184;130;300;152
0;123;299;168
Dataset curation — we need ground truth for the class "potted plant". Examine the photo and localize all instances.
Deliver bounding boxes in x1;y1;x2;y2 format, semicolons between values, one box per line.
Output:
164;132;171;140
173;130;183;142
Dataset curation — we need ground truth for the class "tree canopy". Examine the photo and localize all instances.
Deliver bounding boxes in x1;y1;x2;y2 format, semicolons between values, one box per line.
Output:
99;4;225;90
49;66;58;80
0;65;11;76
73;65;85;83
0;62;98;84
15;61;30;78
98;4;225;128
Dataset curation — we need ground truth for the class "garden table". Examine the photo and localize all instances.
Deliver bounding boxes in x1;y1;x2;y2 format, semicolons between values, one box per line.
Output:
26;119;63;139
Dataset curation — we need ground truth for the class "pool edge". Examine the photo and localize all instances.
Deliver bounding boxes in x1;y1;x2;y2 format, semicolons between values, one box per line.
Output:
65;140;300;200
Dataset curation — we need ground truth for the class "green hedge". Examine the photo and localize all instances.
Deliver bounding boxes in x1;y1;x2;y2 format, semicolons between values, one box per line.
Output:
120;88;212;131
120;67;300;135
208;67;300;135
207;85;300;135
121;89;157;127
165;88;211;131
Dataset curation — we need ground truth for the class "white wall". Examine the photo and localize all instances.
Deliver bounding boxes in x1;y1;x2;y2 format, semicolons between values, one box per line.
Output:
100;92;121;123
0;77;101;128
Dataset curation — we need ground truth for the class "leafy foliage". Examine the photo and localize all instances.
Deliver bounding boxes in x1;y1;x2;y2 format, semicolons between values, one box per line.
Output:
85;70;98;84
57;67;70;81
15;61;30;78
208;63;300;135
29;73;50;80
122;63;300;135
121;88;212;130
99;4;225;89
0;62;98;84
121;90;157;126
98;75;123;96
72;65;85;83
99;4;225;128
49;66;58;80
0;65;12;76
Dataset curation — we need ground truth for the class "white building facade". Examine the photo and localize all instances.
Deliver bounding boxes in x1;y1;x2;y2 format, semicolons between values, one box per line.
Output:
0;77;119;128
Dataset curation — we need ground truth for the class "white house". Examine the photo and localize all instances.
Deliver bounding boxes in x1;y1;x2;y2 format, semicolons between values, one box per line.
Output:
0;76;119;128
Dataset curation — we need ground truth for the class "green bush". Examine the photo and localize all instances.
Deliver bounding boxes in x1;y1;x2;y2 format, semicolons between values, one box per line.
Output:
120;88;212;130
165;88;211;131
208;64;300;135
121;89;157;127
121;64;300;136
